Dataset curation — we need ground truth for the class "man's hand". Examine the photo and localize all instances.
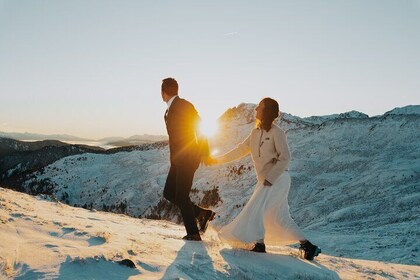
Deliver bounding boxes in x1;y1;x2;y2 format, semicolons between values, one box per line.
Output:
263;179;272;187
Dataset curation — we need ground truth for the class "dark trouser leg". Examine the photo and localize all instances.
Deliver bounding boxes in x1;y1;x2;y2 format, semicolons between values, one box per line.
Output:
193;204;207;218
174;165;200;235
163;165;177;203
164;165;202;211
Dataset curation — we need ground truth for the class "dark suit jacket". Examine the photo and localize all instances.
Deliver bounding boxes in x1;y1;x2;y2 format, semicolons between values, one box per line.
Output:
165;96;204;168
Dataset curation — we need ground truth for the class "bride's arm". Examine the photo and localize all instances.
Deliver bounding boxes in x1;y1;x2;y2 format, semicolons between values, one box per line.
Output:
215;132;252;164
265;128;291;184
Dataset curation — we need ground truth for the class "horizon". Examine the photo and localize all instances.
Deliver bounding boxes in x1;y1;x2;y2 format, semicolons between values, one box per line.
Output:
1;103;417;140
1;1;419;139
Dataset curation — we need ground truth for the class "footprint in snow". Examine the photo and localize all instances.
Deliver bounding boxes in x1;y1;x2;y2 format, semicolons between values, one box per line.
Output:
127;250;137;256
62;227;76;234
88;217;103;221
49;232;60;237
87;236;106;246
11;213;24;218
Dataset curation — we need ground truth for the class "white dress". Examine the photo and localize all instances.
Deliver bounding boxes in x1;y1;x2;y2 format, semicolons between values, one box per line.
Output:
216;125;306;247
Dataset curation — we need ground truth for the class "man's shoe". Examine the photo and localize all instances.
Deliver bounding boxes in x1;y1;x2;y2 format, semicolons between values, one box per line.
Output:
198;210;216;234
299;240;321;260
182;234;202;241
250;243;266;253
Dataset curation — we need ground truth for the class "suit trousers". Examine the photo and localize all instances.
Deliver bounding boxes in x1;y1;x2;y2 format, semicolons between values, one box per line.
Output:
163;163;205;235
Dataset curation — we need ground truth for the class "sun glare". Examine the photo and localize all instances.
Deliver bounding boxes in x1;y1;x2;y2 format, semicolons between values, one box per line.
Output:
200;118;219;138
210;149;219;156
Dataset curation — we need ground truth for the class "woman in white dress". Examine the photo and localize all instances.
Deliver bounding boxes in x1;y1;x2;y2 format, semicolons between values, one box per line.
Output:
209;98;321;260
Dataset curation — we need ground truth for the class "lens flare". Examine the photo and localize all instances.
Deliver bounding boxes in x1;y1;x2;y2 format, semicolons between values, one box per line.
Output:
200;118;219;137
211;149;219;156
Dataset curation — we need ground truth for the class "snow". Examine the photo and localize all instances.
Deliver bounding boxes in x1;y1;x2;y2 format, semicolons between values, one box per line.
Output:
6;163;21;177
1;187;419;279
3;104;418;278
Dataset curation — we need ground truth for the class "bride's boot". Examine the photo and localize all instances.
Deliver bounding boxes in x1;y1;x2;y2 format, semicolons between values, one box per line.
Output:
299;240;321;260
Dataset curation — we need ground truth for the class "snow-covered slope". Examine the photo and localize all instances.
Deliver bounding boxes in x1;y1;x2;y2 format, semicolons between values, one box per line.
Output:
384;105;420;116
20;104;420;267
1;187;419;279
303;110;369;125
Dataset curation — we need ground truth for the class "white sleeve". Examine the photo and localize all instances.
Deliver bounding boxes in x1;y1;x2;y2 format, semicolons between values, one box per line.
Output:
265;128;291;184
216;132;251;164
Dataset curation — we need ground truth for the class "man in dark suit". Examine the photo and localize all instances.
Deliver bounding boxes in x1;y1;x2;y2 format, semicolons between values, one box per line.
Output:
161;77;215;241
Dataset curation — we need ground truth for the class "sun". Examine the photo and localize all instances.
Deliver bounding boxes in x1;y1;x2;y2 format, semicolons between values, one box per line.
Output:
199;118;219;138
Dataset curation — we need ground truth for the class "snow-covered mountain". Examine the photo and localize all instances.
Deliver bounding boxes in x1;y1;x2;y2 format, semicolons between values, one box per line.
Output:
384;105;420;116
1;187;419;279
303;110;369;125
7;104;420;268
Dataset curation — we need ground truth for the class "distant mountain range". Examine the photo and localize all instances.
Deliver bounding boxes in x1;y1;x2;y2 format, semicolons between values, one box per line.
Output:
102;134;168;147
0;132;93;142
0;131;167;147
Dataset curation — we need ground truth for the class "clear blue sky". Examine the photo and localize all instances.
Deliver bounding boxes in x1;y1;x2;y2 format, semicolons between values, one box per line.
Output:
1;0;419;139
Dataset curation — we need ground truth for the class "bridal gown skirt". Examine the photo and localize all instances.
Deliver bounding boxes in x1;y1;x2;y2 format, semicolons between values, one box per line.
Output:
218;172;305;248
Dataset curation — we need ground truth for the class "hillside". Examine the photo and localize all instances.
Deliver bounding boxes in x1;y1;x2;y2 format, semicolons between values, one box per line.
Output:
1;187;419;279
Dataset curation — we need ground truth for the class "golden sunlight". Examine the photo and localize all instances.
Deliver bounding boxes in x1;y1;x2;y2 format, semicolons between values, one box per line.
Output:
210;149;219;156
199;118;219;138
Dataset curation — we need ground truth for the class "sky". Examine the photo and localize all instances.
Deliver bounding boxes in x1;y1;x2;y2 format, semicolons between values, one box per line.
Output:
0;0;419;139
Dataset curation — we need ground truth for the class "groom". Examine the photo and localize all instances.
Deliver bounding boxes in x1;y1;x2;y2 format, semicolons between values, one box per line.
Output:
161;77;215;241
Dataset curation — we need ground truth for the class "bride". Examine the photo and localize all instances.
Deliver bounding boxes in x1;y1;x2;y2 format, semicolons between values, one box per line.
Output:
208;97;321;260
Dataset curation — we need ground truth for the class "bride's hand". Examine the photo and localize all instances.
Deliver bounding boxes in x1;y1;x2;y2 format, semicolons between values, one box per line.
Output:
263;179;272;187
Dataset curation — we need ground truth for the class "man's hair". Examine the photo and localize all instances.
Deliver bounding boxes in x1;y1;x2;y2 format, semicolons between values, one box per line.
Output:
257;97;280;132
162;77;179;97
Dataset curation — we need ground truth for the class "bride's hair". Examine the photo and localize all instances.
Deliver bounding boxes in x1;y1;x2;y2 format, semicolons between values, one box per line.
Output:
257;97;280;132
